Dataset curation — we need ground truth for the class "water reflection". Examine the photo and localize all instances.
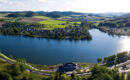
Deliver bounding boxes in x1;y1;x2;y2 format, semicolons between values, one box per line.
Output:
119;36;130;51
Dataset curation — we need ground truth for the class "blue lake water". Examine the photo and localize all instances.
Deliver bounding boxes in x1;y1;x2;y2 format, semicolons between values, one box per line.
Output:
0;29;130;65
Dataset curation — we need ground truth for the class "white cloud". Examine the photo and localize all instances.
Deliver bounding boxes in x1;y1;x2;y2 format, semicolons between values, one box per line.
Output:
0;0;130;13
0;0;10;3
37;0;47;3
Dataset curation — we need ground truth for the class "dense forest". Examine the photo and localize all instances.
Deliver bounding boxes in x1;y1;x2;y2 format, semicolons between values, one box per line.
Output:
0;22;92;40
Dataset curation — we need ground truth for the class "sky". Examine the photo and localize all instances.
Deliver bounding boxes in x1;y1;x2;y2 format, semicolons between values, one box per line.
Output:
0;0;130;13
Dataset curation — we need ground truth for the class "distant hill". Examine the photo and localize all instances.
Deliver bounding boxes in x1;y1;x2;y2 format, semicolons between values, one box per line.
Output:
5;11;39;17
4;11;126;19
99;13;130;27
115;13;130;22
97;13;126;17
4;11;85;18
119;13;130;18
36;11;84;16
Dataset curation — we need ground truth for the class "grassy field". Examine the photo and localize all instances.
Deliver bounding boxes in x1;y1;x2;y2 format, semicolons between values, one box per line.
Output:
33;15;81;30
0;13;9;18
39;19;81;30
57;16;71;20
38;20;67;30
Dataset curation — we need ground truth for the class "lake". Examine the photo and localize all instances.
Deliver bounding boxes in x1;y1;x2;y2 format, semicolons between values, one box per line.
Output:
0;29;130;65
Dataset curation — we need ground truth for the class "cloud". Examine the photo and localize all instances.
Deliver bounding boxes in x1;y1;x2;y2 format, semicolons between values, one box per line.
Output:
0;0;10;3
0;0;130;13
37;0;47;3
0;0;29;11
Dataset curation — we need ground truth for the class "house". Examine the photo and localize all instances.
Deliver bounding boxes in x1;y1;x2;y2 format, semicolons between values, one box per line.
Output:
57;62;78;72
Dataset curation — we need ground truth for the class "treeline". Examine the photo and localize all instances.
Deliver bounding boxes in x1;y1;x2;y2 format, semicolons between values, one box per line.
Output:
98;18;130;28
99;22;117;28
103;52;130;66
98;22;130;28
0;22;92;40
0;63;27;80
6;11;38;18
88;65;124;80
5;11;84;18
40;11;84;18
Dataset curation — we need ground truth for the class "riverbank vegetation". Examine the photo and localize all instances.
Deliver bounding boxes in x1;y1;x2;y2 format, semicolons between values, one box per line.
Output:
103;51;130;66
0;21;92;40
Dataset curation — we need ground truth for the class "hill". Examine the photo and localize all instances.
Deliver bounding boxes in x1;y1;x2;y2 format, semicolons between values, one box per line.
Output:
98;13;130;28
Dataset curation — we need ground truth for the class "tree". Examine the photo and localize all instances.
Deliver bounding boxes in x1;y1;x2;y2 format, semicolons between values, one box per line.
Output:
111;68;120;80
21;76;28;80
59;74;70;80
127;72;130;80
100;73;113;80
103;55;116;66
0;71;12;80
97;58;102;63
11;63;22;76
9;54;14;59
71;73;81;80
90;65;120;80
120;73;125;80
20;64;26;72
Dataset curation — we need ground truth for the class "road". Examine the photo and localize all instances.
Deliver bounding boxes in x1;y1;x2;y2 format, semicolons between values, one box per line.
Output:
0;56;51;76
0;53;91;76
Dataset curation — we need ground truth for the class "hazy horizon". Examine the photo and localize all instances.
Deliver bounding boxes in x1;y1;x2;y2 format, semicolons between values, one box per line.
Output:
0;0;130;13
0;10;130;14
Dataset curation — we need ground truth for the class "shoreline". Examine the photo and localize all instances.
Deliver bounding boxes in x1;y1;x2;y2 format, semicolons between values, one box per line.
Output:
0;52;94;71
97;27;130;36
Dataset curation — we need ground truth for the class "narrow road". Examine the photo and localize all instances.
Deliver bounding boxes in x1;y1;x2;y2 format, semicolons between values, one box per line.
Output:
0;56;51;76
0;53;92;76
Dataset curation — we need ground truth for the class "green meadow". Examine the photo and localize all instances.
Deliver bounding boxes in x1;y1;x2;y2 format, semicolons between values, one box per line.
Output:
34;16;81;30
